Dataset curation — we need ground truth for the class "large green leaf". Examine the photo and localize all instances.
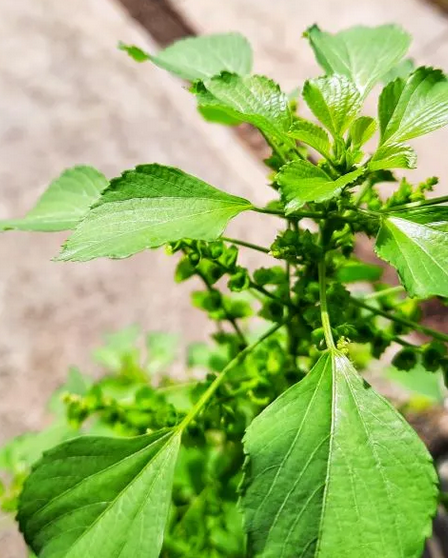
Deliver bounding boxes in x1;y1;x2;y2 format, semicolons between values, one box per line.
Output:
306;24;411;96
302;75;362;138
375;206;448;298
277;160;365;213
0;166;108;232
241;351;437;558
58;164;252;262
18;431;180;558
122;33;252;81
378;67;448;145
193;74;293;145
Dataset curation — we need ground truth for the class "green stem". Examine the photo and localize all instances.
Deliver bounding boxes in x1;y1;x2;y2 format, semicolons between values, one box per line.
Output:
252;207;324;220
363;286;405;300
350;297;448;343
318;259;336;351
221;237;270;254
353;180;371;207
381;194;448;213
176;319;289;432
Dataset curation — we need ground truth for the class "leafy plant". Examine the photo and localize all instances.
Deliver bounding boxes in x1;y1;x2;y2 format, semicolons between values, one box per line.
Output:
2;23;448;558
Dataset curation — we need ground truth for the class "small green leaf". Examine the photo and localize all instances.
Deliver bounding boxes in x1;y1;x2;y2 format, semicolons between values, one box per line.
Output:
241;351;437;558
58;164;252;262
277;160;365;213
149;33;252;81
194;74;292;145
118;42;150;63
337;259;383;283
306;24;411;96
0;166;108;232
379;67;448;145
369;143;417;171
375;206;448;297
302;75;362;138
288;118;330;157
349;116;377;148
18;431;180;558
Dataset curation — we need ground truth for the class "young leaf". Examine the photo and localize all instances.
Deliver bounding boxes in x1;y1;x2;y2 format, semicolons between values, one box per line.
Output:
349;116;377;149
288;118;331;158
118;42;150;63
18;431;180;558
241;351;437;558
141;33;252;81
379;67;448;145
302;75;362;138
306;24;411;96
277;160;365;213
0;166;108;232
375;206;448;298
369;143;417;171
194;74;292;145
58;164;253;262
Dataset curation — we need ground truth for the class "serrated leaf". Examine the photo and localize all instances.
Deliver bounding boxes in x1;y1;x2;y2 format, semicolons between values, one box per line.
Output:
241;351;437;558
0;166;108;232
194;74;293;145
369;143;417;171
375;206;448;297
18;431;180;558
277;160;365;213
379;67;448;145
306;24;411;96
58;164;252;262
349;116;377;148
288;118;330;158
302;75;362;138
149;33;252;81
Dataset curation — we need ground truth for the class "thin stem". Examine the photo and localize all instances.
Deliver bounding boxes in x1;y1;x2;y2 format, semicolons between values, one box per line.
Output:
350;297;448;343
221;237;270;254
252;207;325;220
381;194;448;213
363;286;405;300
318;259;336;351
176;318;289;432
353;181;371;207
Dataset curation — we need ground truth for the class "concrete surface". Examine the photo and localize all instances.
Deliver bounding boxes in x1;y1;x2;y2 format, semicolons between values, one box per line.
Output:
1;0;448;555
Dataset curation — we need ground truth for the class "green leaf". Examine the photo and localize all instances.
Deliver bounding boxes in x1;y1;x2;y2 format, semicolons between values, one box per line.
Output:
18;431;180;558
277;160;365;213
58;164;252;262
288;118;330;157
379;67;448;145
306;24;411;96
149;33;252;81
0;166;108;232
194;74;292;145
337;259;383;283
241;351;437;558
375;206;448;297
382;58;415;84
302;75;362;138
369;143;417;171
387;363;444;404
349;116;377;148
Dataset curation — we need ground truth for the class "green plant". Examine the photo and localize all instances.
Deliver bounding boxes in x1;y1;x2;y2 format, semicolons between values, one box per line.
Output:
2;23;448;558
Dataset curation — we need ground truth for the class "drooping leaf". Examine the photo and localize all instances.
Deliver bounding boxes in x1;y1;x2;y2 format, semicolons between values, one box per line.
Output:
18;431;180;558
375;206;448;297
369;143;417;171
349;116;377;148
302;75;362;138
306;24;411;96
58;164;253;262
241;351;437;558
378;67;448;145
288;118;330;157
194;74;293;145
277;160;365;213
0;166;108;232
148;33;252;81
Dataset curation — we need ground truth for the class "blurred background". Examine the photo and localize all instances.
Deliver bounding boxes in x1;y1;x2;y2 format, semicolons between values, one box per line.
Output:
1;0;448;555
